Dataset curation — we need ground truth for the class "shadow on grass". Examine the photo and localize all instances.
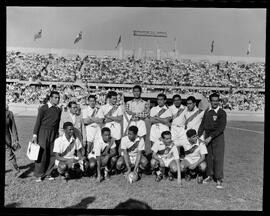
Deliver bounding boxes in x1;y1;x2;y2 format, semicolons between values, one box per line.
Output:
65;196;96;209
5;169;12;174
5;202;21;208
18;163;35;179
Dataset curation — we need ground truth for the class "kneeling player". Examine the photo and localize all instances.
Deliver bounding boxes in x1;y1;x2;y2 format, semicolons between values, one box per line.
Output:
151;131;181;185
181;129;207;184
53;122;85;180
116;126;148;179
85;127;118;182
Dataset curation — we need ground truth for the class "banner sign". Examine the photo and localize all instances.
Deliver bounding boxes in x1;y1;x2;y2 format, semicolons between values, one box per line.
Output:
133;30;167;38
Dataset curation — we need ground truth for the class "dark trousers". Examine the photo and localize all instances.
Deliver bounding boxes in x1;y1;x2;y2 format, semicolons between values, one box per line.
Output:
6;144;19;170
206;134;225;181
34;128;57;178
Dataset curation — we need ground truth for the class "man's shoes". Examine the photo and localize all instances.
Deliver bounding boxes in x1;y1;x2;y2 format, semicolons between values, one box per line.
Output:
35;177;42;183
185;174;191;182
47;176;55;181
197;175;203;184
104;170;110;180
216;180;223;189
155;174;163;182
202;176;213;184
168;172;174;181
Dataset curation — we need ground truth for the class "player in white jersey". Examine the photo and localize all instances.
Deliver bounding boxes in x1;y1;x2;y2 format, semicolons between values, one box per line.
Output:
97;91;123;154
123;85;150;140
151;131;181;185
149;93;171;146
181;129;207;184
86;127;118;182
116;126;148;179
82;95;102;156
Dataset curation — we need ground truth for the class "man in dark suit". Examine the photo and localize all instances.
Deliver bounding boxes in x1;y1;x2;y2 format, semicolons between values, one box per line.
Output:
6;103;21;176
31;91;61;182
198;92;227;189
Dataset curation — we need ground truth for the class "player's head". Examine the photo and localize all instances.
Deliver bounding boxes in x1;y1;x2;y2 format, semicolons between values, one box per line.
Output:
209;92;220;109
157;93;167;107
186;96;196;111
101;127;111;142
67;101;77;115
133;85;142;99
161;131;172;145
172;94;181;107
63;122;74;137
87;95;96;108
107;91;118;105
128;126;138;141
49;91;60;105
186;129;197;145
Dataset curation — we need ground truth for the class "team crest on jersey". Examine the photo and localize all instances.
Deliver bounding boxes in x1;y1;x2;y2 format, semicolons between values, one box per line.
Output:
213;115;217;121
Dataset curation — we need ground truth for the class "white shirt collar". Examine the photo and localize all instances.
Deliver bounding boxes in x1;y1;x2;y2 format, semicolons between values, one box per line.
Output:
63;134;75;143
210;106;220;113
174;104;184;109
187;106;198;113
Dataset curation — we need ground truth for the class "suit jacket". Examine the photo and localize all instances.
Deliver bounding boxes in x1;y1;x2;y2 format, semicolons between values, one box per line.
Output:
6;110;19;145
59;111;86;144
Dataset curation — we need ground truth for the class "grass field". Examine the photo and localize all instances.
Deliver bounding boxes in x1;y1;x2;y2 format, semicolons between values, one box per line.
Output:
4;116;264;210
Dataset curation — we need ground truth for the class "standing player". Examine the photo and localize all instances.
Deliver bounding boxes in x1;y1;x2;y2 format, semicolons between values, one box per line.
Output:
32;91;61;182
82;95;102;156
97;91;123;154
116;126;148;178
198;93;227;189
123;85;150;141
181;129;207;184
151;131;181;185
53;122;84;180
149;93;171;147
86;127;118;182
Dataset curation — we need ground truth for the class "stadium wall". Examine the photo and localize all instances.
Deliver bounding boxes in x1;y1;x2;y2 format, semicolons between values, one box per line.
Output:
7;46;265;63
9;103;264;122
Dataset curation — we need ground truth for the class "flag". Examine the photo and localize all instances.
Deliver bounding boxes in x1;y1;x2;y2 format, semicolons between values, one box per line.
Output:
34;29;42;41
115;36;121;49
74;31;82;44
247;40;251;55
173;37;177;52
211;40;214;53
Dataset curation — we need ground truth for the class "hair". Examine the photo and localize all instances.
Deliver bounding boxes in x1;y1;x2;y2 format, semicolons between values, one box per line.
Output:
128;125;138;135
209;92;220;101
101;127;111;135
114;199;152;209
49;91;60;98
157;93;167;100
88;95;96;101
63;121;73;130
186;129;197;138
107;91;117;99
172;94;181;101
67;101;77;108
133;85;142;93
161;130;171;138
186;96;196;104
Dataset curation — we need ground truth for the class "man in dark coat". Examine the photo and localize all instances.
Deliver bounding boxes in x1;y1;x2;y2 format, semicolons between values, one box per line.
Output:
198;92;227;189
6;103;21;176
31;91;61;182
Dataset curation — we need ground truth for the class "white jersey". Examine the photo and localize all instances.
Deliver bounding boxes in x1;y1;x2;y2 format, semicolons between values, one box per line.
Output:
183;139;208;164
183;107;204;133
82;106;100;142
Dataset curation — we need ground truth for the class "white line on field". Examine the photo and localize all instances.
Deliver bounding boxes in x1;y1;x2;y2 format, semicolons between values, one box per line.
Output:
227;126;264;135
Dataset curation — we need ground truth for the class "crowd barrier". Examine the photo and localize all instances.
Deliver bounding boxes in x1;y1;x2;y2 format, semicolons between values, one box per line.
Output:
9;103;264;122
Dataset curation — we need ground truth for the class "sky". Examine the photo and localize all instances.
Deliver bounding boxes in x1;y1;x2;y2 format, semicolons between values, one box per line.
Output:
6;7;266;57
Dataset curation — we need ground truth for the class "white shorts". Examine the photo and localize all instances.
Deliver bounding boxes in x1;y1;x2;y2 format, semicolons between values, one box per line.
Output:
120;152;137;165
150;124;169;143
55;158;84;171
128;120;146;137
184;156;200;165
171;126;188;146
158;155;175;167
85;124;100;142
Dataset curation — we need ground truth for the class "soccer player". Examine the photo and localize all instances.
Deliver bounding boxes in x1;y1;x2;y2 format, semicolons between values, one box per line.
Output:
97;91;123;154
116;126;148;178
53;122;84;180
198;92;227;189
181;129;207;184
32;91;61;182
86;127;118;182
123;85;150;141
82;95;102;156
149;93;171;146
151;131;181;185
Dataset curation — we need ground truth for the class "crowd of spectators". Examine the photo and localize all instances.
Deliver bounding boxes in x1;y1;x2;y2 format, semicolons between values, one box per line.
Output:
6;83;264;112
6;51;265;88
